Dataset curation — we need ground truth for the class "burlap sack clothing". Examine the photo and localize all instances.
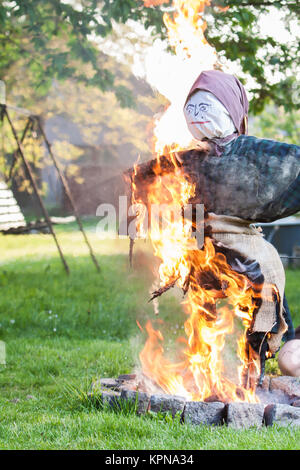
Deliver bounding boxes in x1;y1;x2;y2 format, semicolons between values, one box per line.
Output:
207;212;288;355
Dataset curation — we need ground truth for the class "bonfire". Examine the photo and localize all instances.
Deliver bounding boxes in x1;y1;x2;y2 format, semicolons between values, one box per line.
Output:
124;0;299;404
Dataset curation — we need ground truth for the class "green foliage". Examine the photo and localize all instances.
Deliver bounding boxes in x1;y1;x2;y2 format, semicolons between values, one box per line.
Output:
0;1;299;113
0;49;163;186
265;356;281;376
147;409;182;425
207;1;300;113
251;104;300;144
0;1;114;96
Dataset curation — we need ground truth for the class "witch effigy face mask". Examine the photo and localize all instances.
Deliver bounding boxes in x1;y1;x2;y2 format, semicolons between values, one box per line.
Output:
184;69;249;143
184;90;236;141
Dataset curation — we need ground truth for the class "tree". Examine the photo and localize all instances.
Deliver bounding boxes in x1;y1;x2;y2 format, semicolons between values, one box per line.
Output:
0;47;164;194
251;105;300;145
0;0;299;113
0;0;136;106
206;0;300;113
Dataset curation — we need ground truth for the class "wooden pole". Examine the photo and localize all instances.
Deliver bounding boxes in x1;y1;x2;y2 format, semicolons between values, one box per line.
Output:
8;117;33;180
35;117;100;273
3;106;70;275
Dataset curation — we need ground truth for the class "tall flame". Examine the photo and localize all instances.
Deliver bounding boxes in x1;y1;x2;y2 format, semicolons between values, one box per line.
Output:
135;165;261;402
164;0;213;60
136;0;261;402
145;0;218;154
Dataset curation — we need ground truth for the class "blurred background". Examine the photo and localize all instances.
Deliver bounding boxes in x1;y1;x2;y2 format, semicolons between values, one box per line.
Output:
0;0;299;221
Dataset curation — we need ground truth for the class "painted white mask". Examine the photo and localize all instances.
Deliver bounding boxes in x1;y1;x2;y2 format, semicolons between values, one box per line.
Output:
184;90;236;141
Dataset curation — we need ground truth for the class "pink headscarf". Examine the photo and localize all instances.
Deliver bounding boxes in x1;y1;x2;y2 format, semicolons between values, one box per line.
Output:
186;70;249;144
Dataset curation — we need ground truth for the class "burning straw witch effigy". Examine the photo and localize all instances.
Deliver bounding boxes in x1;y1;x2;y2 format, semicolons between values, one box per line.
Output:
128;70;300;401
125;1;300;403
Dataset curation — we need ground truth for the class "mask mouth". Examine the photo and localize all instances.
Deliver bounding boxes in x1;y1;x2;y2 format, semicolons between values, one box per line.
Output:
191;121;211;125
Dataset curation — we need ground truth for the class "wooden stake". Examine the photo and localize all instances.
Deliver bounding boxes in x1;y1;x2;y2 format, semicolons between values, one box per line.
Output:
36;117;100;273
3;106;70;275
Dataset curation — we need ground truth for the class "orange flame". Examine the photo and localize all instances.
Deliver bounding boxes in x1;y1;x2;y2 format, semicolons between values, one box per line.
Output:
163;0;212;59
133;160;262;402
147;0;218;155
135;0;262;402
143;0;170;6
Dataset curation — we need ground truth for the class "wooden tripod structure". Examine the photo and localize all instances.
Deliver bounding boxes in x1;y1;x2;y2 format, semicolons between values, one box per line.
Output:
0;103;100;274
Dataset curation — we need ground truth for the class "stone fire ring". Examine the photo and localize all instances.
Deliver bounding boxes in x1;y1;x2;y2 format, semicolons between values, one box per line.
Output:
89;375;300;429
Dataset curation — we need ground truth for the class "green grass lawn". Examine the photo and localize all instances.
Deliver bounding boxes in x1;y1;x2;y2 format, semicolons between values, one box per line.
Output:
0;225;300;450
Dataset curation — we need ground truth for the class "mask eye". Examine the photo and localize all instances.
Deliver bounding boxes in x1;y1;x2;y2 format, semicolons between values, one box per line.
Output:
198;103;210;113
186;104;194;115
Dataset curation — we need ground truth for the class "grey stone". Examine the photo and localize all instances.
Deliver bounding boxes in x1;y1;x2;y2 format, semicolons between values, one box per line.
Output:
117;374;136;383
184;401;225;426
119;383;138;392
88;389;121;407
89;379;103;394
226;403;265;429
101;390;121;408
256;388;291;405
270;376;300;399
264;404;300;427
292;399;300;407
260;375;271;391
149;394;186;417
91;376;138;395
100;378;120;390
120;389;150;414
